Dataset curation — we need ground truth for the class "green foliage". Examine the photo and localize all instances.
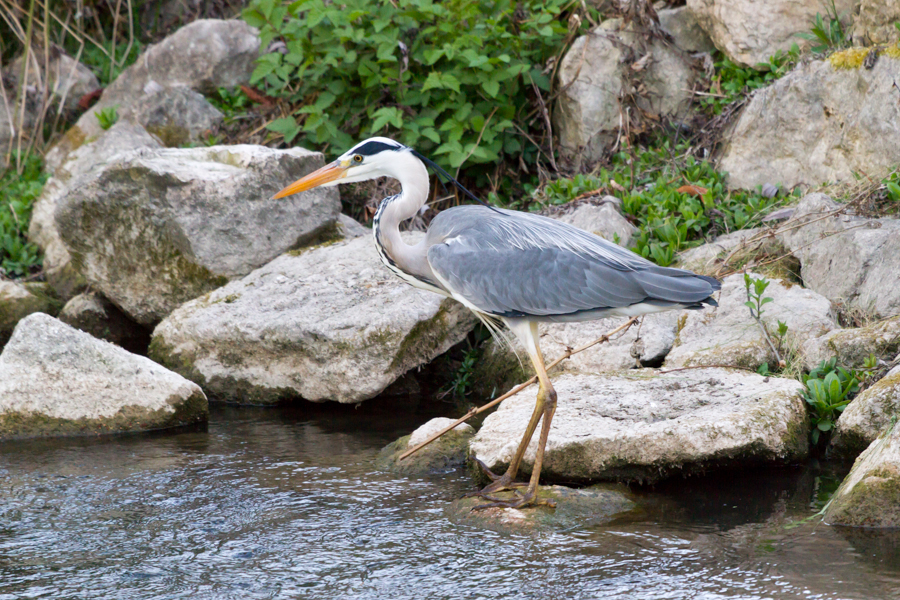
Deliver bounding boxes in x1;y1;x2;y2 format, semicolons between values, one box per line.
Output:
0;154;46;278
802;358;859;445
702;46;799;115
443;344;480;399
743;273;773;319
96;106;118;130
207;87;251;121
796;1;849;53
529;142;784;266
243;0;589;169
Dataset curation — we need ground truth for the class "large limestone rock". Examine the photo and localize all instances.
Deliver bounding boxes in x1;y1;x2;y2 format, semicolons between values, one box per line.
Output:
830;364;900;458
49;19;258;167
851;0;900;45
687;0;856;67
801;316;900;371
149;233;479;404
0;281;56;347
128;86;223;147
720;56;900;190
779;194;900;318
676;227;790;277
55;144;340;325
0;313;206;440
470;368;808;483
664;272;837;370
555;19;695;167
825;419;900;527
29;121;163;298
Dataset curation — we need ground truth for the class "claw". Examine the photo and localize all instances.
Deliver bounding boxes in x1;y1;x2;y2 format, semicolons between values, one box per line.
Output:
469;488;557;511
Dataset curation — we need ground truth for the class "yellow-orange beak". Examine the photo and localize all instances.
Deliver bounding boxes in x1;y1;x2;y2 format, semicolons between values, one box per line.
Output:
271;161;347;200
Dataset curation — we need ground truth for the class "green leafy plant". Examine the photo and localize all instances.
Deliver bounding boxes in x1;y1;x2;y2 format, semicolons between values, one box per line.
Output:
207;87;251;121
0;154;46;278
442;344;481;399
530;142;784;266
743;273;772;319
702;45;799;115
802;358;859;445
797;1;849;53
96;106;119;130
243;0;589;170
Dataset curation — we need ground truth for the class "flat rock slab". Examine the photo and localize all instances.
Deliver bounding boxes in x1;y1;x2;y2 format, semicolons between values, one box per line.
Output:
447;484;636;534
470;369;808;483
0;313;207;440
150;234;478;404
665;272;837;370
802;316;900;371
56;144;340;325
376;418;475;477
830;365;900;459
825;419;900;528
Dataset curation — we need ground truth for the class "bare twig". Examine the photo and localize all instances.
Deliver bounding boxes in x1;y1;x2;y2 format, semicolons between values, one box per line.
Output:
398;316;639;461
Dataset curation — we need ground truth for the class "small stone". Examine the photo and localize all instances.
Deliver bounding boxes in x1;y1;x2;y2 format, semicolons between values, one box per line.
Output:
376;417;475;477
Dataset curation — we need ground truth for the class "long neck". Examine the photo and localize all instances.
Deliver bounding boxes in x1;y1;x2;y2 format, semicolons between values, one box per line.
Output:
372;152;433;281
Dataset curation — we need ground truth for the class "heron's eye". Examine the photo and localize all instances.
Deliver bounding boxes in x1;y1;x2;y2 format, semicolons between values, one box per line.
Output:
353;154;363;163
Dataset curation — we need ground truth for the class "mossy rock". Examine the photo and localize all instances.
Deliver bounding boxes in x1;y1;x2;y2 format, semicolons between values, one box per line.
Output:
446;484;637;534
376;428;474;477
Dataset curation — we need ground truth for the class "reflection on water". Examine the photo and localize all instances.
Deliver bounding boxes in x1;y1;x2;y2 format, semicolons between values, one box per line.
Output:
1;399;898;600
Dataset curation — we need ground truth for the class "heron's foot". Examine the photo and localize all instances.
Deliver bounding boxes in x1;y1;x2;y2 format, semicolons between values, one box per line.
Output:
472;457;503;482
463;475;527;499
469;487;556;511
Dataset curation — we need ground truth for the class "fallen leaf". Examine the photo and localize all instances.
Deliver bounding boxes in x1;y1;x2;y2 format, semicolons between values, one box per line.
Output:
677;184;708;197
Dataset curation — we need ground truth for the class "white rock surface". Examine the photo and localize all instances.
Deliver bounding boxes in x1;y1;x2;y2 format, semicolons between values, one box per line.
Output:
0;313;207;439
676;228;784;276
851;0;900;45
150;234;479;404
830;364;900;458
470;368;808;482
665;272;837;370
801;316;900;371
779;194;900;319
687;0;856;67
720;57;900;190
825;418;900;527
408;418;475;448
555;19;695;167
55;144;340;325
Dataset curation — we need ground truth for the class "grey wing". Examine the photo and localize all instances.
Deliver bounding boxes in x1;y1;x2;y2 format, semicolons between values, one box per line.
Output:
425;206;719;318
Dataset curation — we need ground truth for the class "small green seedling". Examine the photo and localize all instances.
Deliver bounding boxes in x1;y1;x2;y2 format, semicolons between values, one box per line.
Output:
96;106;118;130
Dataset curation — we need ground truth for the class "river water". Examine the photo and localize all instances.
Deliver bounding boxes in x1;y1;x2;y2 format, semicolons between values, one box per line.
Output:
1;397;898;600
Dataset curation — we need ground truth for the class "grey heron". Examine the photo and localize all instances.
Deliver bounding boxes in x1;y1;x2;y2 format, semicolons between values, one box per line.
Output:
273;136;721;509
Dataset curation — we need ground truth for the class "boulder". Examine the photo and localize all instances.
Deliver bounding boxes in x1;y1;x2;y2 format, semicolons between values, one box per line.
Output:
801;316;900;371
50;19;258;166
830;364;900;458
129;86;223;147
376;417;475;476
555;18;695;168
851;0;900;45
447;484;636;534
55;144;340;325
29;121;163;299
825;419;900;527
658;6;716;54
0;313;207;440
719;56;900;190
778;194;900;319
4;47;100;115
548;198;637;246
469;368;808;483
664;272;837;370
58;291;151;354
0;281;56;347
687;0;856;67
149;233;479;404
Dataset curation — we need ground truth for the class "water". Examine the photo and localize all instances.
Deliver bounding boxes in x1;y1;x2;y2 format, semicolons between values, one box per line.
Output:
1;398;899;600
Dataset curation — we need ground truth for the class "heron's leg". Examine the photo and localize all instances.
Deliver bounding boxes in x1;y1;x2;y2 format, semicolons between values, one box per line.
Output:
471;322;557;508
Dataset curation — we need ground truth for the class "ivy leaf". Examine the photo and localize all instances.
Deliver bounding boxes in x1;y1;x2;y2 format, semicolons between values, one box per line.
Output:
266;117;302;144
422;72;461;93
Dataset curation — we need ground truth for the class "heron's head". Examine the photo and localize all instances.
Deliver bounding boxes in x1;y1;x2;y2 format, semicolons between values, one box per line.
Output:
272;137;411;199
